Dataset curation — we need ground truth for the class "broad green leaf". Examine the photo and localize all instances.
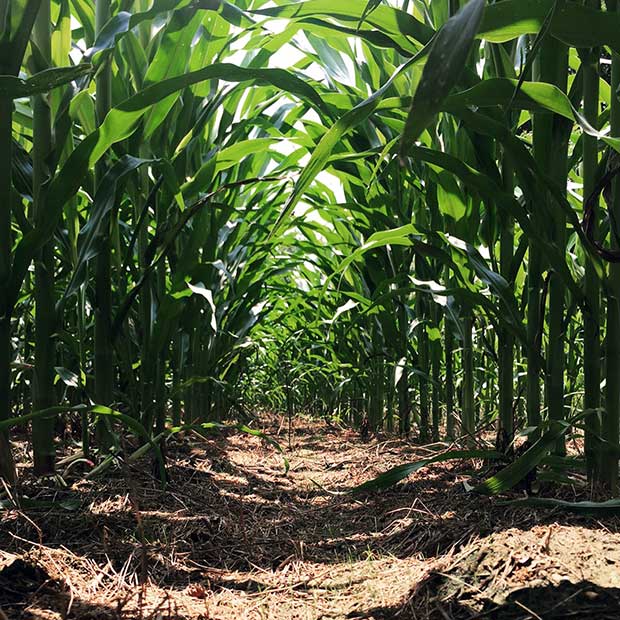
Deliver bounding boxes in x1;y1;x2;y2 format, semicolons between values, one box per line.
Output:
270;53;423;237
54;366;80;388
394;357;406;387
252;0;434;46
5;0;40;73
338;225;419;275
9;64;326;307
182;138;281;197
426;326;441;341
475;413;587;495
352;449;503;493
86;1;215;63
62;156;159;303
399;0;485;155
445;78;620;153
69;0;95;46
479;0;620;51
330;299;358;324
357;0;384;31
187;282;218;333
0;404;88;432
142;8;203;138
436;171;467;221
69;90;96;135
0;64;92;98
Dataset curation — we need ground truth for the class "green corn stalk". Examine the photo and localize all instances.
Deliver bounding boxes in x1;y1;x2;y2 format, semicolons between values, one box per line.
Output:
398;301;410;436
497;157;514;453
444;314;455;440
542;37;569;456
581;1;602;482
417;300;430;443
385;370;394;432
429;198;442;443
93;0;114;446
526;245;543;438
461;314;475;441
530;35;569;453
171;335;182;427
603;0;620;493
368;323;384;432
431;306;441;442
0;95;16;484
0;2;12;481
0;0;41;484
31;0;57;475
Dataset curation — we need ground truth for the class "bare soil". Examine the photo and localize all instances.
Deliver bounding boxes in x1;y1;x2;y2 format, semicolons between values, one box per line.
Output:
1;418;619;619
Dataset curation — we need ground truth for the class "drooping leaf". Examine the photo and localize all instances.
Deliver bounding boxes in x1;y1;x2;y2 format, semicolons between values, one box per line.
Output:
252;0;434;47
187;282;218;333
475;413;587;495
9;64;327;308
61;156;160;303
270;53;424;237
352;449;503;493
444;78;620;153
54;366;80;388
0;64;92;98
399;0;485;156
479;0;620;51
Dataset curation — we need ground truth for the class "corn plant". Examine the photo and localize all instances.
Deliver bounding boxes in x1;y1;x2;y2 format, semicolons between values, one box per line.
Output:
3;0;620;509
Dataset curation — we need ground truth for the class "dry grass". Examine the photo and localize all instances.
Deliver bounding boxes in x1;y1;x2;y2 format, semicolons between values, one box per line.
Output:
1;418;619;619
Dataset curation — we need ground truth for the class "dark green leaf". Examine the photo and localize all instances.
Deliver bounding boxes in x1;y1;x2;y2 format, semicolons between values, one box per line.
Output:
0;64;92;98
352;449;502;493
399;0;485;155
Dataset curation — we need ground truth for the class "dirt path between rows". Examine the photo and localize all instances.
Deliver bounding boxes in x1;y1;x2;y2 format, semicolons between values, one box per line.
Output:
2;419;620;619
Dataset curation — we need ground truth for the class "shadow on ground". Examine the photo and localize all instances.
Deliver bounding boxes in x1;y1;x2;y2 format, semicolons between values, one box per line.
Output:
356;579;620;620
2;420;620;618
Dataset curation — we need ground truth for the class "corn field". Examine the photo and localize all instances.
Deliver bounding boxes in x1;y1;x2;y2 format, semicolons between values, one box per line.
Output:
2;0;620;509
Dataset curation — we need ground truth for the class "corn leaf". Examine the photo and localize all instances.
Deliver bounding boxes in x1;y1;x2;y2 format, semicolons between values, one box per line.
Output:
399;0;485;156
352;449;503;493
